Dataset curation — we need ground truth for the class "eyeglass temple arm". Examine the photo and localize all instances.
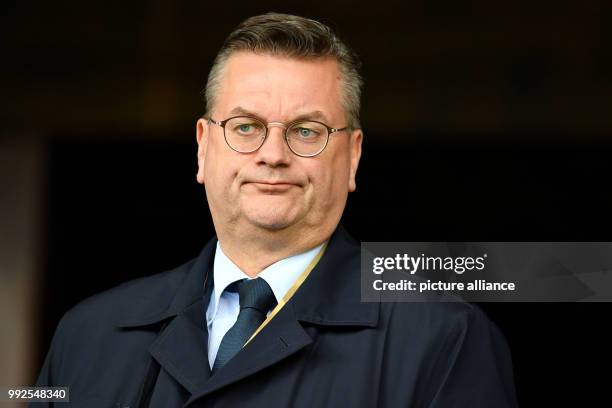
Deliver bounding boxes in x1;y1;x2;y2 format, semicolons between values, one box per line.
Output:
329;126;349;134
204;117;223;126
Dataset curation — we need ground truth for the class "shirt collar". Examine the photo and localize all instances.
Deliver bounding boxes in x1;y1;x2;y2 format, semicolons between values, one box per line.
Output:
206;241;326;326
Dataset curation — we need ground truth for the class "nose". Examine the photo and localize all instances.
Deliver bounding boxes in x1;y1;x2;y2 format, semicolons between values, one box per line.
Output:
254;125;292;167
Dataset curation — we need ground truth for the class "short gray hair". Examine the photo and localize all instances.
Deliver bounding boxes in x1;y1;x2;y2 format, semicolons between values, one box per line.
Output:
204;12;363;130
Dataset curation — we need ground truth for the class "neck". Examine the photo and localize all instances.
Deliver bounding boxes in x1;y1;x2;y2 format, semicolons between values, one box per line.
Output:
216;224;333;277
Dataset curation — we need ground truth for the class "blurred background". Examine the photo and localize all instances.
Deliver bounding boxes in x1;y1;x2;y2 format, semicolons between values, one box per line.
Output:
1;0;611;406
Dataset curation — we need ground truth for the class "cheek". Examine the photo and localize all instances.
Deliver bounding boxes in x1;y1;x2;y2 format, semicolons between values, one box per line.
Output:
204;145;241;196
307;155;351;201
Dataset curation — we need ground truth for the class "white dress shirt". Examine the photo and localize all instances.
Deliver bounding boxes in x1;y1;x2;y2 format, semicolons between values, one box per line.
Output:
205;241;325;369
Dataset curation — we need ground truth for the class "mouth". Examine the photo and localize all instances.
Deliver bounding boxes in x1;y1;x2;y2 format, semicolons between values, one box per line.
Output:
243;180;301;193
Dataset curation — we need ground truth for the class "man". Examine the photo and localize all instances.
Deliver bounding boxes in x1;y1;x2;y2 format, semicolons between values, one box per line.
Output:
34;13;518;407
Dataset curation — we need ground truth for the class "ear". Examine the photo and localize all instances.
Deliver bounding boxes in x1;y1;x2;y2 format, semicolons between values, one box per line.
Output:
348;129;363;192
196;118;209;184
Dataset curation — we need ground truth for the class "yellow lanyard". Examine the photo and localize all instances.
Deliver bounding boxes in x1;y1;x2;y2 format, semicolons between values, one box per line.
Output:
244;242;328;346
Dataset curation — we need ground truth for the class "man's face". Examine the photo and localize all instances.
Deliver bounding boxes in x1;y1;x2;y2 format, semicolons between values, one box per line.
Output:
196;52;362;238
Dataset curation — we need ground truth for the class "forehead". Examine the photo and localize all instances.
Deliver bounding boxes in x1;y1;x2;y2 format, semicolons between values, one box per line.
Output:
215;51;344;121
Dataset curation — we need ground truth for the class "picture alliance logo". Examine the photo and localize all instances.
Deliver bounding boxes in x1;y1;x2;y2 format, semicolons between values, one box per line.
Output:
372;253;488;275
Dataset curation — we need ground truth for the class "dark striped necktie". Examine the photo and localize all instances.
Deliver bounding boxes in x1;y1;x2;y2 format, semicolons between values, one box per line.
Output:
212;277;277;373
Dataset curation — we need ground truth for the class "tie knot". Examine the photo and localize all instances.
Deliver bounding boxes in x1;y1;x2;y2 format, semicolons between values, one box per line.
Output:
236;278;277;313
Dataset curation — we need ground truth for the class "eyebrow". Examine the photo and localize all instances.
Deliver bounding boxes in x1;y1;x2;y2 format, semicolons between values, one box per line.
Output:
226;106;331;124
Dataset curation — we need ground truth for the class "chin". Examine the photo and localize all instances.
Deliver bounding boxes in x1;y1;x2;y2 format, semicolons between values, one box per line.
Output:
239;195;306;229
250;219;293;231
242;206;303;231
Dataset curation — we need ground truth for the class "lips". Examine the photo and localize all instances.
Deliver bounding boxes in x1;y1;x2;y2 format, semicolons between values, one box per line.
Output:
249;181;296;186
243;179;301;187
243;179;301;192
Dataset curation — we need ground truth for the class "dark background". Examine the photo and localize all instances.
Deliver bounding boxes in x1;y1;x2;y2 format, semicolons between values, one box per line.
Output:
2;1;612;406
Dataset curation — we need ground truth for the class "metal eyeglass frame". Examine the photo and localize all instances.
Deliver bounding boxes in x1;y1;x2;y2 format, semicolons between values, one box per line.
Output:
205;115;349;158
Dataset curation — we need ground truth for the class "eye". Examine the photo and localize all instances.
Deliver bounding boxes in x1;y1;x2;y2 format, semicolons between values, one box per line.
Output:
231;121;263;136
300;128;313;137
238;124;254;133
294;127;319;139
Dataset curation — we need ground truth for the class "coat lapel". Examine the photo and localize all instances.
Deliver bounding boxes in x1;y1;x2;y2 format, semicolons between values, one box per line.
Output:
116;239;216;394
148;243;216;393
147;299;212;393
185;301;313;405
185;226;379;406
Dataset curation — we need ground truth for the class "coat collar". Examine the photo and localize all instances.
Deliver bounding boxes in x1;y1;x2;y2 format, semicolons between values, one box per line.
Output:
115;237;216;329
117;225;378;329
290;225;378;327
118;225;379;404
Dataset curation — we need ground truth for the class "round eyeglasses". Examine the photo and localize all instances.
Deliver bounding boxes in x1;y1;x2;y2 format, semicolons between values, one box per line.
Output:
205;115;349;157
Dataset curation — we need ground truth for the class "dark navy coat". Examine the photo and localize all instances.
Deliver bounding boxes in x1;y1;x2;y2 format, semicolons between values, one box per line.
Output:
33;227;518;407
